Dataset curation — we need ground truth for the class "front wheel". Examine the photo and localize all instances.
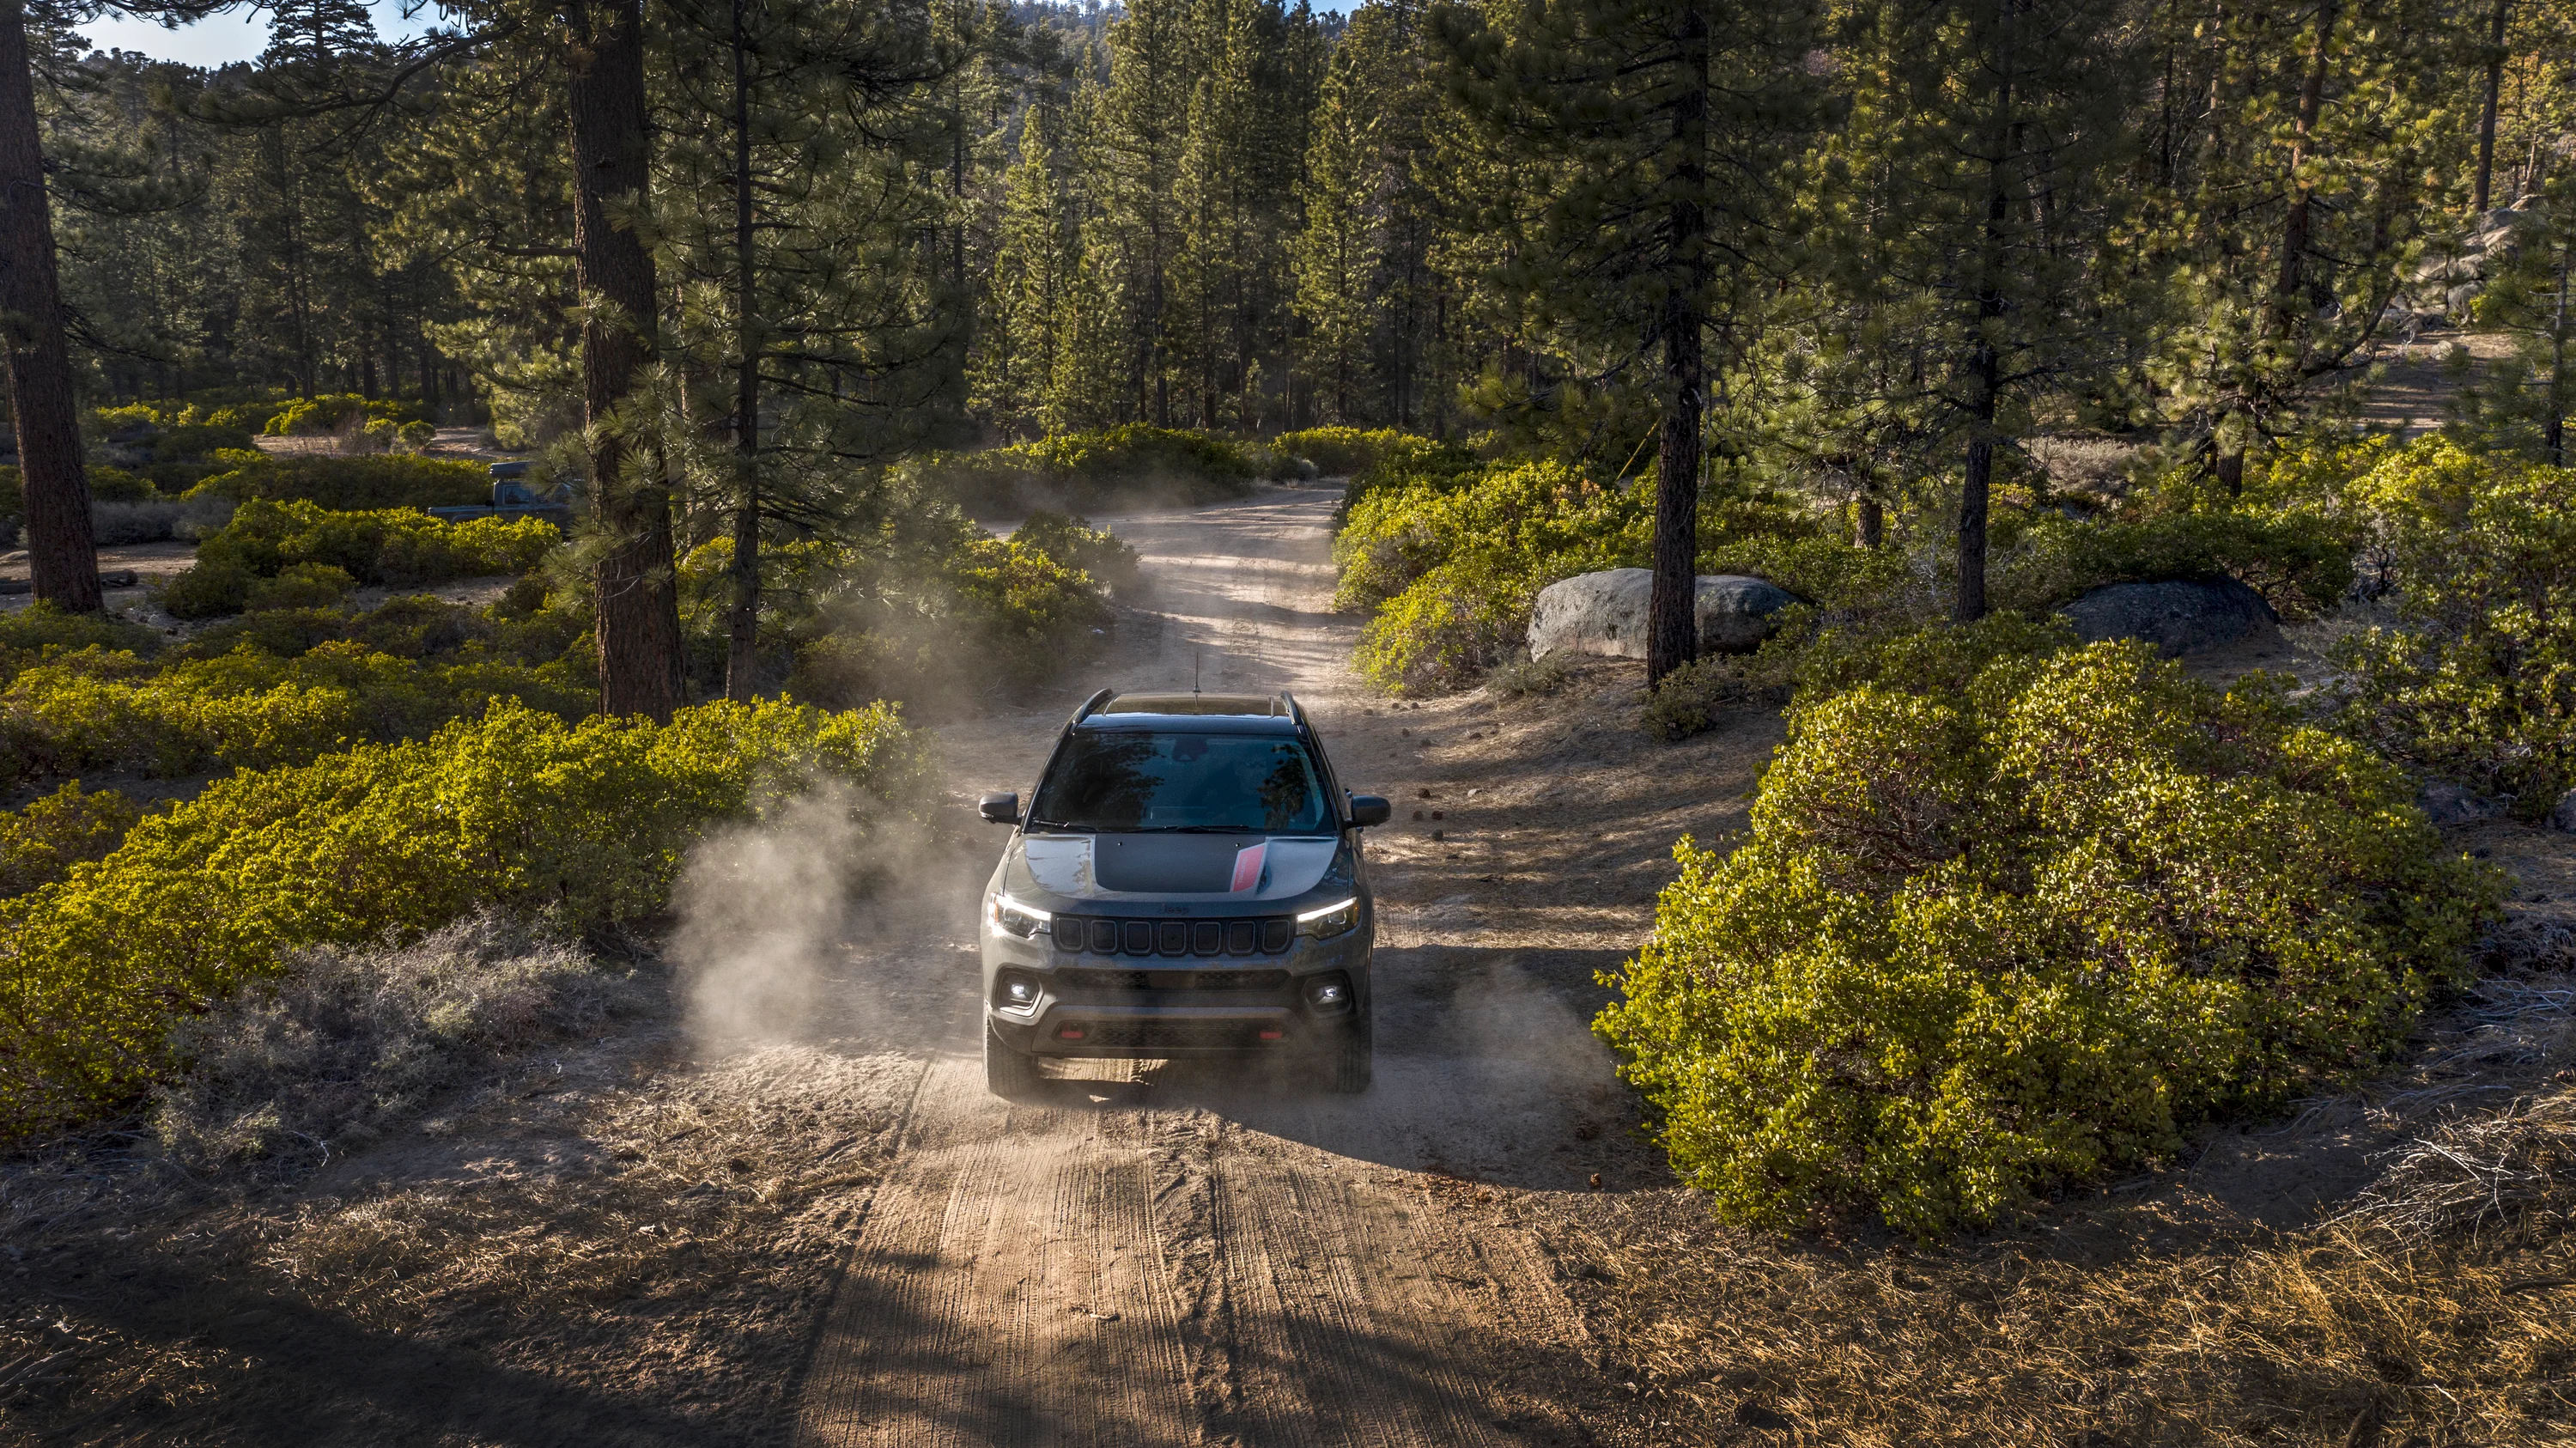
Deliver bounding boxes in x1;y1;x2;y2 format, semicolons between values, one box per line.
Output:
985;1018;1042;1098
1322;1016;1373;1094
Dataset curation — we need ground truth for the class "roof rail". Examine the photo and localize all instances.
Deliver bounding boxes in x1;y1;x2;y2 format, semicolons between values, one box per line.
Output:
1067;687;1114;730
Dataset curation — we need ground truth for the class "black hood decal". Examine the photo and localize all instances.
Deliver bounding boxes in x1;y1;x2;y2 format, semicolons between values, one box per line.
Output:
1092;833;1261;893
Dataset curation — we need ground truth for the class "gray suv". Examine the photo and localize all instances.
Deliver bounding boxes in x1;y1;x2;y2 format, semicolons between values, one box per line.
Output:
975;691;1392;1097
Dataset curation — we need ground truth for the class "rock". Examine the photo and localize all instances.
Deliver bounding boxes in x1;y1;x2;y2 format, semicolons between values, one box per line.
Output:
1528;568;1802;662
2549;789;2576;835
2059;576;2278;657
2419;781;2507;826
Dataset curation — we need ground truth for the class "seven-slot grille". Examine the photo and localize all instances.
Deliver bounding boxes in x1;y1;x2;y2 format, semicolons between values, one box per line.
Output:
1056;916;1295;958
1058;967;1291;993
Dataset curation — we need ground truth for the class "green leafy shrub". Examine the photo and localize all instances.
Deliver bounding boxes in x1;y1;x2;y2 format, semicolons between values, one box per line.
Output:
1268;426;1457;481
1993;509;2357;619
1009;511;1140;597
161;500;556;618
2318;439;2576;813
0;639;594;792
0;604;161;685
186;453;489;510
86;466;158;503
0;782;143;897
1595;634;2503;1235
0;697;933;1138
914;425;1257;514
152;423;260;460
1334;433;1484;524
260;393;432;437
243;563;357;611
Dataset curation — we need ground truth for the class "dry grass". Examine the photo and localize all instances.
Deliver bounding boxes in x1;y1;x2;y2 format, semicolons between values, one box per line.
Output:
1548;961;2576;1447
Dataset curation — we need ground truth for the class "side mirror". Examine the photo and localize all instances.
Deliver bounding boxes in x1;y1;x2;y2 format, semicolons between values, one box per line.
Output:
1346;794;1391;828
978;791;1021;825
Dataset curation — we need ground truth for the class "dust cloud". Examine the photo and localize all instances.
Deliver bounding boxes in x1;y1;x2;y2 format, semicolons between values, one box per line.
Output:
671;783;949;1051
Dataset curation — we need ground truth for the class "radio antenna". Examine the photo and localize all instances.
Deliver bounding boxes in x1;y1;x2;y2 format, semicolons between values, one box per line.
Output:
1194;648;1201;695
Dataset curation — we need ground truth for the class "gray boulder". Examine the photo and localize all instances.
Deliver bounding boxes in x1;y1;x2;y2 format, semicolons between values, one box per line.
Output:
2548;788;2576;835
2419;781;2507;827
2060;576;2279;658
1528;568;1802;662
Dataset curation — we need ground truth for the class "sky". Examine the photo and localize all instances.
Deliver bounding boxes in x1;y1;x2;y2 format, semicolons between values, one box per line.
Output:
74;1;446;69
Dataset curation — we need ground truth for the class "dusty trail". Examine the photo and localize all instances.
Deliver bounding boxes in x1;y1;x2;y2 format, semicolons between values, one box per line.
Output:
792;485;1634;1448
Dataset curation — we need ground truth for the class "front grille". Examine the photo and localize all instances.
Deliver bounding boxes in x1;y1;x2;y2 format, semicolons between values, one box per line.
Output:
1058;967;1291;993
1076;1021;1282;1049
1058;916;1295;958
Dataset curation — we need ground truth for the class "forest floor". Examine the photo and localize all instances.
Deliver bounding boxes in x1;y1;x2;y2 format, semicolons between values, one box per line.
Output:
2;481;2569;1446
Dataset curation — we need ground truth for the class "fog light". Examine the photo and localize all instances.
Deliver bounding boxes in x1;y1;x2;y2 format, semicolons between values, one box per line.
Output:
1296;897;1358;940
995;973;1042;1013
1306;979;1348;1007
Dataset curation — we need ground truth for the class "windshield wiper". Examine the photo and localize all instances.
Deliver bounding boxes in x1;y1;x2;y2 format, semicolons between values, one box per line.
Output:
1023;818;1090;832
1134;824;1264;833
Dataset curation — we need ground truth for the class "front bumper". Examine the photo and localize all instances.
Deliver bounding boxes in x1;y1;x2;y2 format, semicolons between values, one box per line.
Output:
982;913;1370;1059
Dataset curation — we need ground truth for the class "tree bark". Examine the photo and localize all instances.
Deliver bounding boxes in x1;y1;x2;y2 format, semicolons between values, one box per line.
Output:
2473;0;2511;214
723;0;760;703
1957;0;2018;625
1647;0;1710;686
2269;0;2338;341
567;0;683;721
0;0;99;613
1856;495;1884;548
2549;232;2568;465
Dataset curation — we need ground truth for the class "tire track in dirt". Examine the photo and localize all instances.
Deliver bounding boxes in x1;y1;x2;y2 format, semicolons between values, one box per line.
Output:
793;485;1607;1448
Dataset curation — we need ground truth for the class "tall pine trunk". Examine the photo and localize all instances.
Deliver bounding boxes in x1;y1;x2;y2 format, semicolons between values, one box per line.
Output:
1957;0;2018;624
2473;0;2511;213
2549;234;2569;465
1646;0;1710;685
568;0;683;721
723;0;761;703
0;0;99;613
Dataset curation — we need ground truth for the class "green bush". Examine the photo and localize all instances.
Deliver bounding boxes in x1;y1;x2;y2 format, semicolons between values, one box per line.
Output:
243;562;357;611
1268;426;1453;480
261;393;432;437
0;697;933;1138
1595;632;2503;1235
0;782;143;897
187;453;489;510
0;639;595;792
152;423;260;460
161;500;556;619
1334;433;1484;524
1009;511;1140;598
0;604;161;685
2316;438;2576;813
914;425;1258;514
1993;509;2357;619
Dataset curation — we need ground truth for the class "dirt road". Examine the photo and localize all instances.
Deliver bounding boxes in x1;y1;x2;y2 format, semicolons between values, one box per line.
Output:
790;484;1691;1447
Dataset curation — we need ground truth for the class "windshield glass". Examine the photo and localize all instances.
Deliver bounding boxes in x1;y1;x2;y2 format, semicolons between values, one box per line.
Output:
1030;731;1334;833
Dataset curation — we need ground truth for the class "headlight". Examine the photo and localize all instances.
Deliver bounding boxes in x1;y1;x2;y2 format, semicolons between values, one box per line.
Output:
1297;897;1359;940
990;893;1052;939
995;971;1043;1013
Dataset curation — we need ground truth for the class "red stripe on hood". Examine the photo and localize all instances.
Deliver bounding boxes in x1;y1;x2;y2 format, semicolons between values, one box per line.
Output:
1229;842;1268;893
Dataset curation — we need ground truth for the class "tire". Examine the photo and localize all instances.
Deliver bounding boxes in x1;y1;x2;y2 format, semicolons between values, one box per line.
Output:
1323;1015;1373;1094
985;1018;1042;1098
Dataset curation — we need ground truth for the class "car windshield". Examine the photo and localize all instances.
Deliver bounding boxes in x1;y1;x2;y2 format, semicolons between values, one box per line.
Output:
1029;731;1333;833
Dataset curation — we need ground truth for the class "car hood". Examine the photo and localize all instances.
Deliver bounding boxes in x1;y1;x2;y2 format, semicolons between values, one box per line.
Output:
1007;832;1342;903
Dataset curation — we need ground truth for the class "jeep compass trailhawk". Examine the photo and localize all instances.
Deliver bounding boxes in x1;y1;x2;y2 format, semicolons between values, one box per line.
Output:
975;691;1392;1097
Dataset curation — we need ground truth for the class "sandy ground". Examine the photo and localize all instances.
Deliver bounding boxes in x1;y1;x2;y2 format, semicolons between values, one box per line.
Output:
789;483;1751;1447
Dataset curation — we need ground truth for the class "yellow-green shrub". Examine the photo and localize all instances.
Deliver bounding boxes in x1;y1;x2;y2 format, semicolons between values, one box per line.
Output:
0;604;161;686
914;425;1257;513
1269;426;1454;479
0;640;593;791
2315;439;2576;813
0;697;931;1138
260;394;432;437
0;782;143;896
162;500;556;618
1595;634;2502;1235
187;453;489;511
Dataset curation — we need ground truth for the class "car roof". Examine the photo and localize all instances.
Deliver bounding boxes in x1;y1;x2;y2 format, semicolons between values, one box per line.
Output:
1076;692;1301;735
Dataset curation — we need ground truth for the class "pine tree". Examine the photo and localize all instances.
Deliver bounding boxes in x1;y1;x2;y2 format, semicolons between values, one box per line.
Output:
1439;0;1814;681
1293;50;1371;423
983;106;1078;436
